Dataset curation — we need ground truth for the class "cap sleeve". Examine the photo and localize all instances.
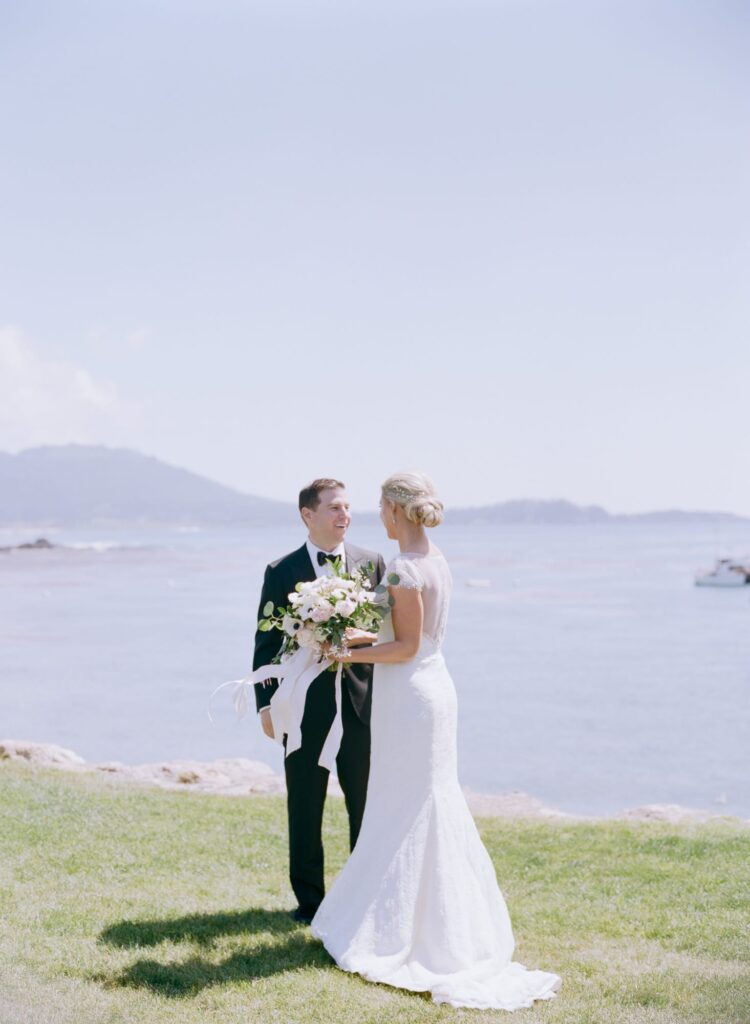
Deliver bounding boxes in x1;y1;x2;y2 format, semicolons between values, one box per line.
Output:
386;556;424;591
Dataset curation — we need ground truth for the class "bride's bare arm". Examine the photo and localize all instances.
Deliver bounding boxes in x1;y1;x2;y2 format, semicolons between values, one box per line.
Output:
335;588;423;664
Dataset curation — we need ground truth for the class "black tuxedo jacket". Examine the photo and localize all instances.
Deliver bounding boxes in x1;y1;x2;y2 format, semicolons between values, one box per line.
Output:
252;542;386;725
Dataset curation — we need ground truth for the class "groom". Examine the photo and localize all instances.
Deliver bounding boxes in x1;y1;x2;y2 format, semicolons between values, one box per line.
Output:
253;478;386;923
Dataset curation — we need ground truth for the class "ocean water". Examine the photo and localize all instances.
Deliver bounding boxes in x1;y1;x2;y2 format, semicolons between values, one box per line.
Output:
1;521;748;817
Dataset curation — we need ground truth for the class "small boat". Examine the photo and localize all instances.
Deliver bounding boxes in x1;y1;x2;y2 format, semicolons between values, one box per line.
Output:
694;558;750;587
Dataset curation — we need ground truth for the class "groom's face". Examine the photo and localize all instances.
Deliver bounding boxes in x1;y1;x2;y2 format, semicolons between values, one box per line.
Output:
304;487;351;550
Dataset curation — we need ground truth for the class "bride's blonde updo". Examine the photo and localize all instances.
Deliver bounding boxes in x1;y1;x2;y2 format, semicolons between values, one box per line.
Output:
381;471;444;529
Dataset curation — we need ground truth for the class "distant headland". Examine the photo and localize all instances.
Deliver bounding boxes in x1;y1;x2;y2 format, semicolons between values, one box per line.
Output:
0;445;747;528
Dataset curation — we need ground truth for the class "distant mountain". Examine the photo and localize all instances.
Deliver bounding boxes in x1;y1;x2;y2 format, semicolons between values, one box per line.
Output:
446;499;610;525
0;445;297;526
444;500;748;526
0;446;746;527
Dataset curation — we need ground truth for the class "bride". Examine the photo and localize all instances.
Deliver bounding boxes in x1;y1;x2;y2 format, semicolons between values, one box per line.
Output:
311;471;562;1011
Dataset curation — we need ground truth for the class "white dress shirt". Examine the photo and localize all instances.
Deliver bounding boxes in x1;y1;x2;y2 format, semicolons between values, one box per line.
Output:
306;537;346;577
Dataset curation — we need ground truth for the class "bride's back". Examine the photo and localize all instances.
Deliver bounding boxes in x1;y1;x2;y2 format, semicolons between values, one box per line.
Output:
389;549;452;647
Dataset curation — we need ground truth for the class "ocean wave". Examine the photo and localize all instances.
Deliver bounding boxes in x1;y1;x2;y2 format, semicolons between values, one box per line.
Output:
64;541;123;552
62;540;160;553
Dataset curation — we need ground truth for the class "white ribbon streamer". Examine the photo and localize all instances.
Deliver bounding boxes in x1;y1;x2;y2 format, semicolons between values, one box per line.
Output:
209;646;345;772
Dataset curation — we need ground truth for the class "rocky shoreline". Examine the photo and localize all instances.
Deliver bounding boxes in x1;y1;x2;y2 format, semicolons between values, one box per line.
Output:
0;536;56;552
1;739;745;825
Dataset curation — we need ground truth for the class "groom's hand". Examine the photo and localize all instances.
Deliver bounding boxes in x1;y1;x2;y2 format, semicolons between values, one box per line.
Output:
259;708;275;739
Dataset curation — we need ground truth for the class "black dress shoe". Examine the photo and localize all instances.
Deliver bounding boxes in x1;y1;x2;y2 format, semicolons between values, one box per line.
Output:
291;905;318;925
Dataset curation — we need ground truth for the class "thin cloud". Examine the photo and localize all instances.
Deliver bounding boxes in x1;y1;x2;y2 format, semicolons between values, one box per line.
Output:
0;326;139;451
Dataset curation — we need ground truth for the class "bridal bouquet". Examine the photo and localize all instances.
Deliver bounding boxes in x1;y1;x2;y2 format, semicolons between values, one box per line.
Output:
258;557;392;663
211;558;397;773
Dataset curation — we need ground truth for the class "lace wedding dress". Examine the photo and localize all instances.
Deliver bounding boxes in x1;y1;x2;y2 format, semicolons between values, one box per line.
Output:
311;550;561;1010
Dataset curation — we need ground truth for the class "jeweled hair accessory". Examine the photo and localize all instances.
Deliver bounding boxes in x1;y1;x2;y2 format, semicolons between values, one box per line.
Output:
386;485;429;502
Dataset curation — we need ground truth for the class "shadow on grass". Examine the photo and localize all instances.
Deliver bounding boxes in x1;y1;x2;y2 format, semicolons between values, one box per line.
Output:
97;907;331;997
100;907;296;949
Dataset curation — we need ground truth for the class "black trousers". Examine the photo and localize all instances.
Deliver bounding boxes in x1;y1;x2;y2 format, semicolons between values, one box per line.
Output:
283;669;370;911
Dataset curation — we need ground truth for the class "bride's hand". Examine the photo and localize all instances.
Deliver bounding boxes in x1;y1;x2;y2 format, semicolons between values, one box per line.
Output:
344;627;378;647
319;639;337;659
320;640;352;663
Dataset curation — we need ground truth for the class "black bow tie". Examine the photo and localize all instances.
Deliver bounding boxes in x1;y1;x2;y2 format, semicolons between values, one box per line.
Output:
317;550;338;566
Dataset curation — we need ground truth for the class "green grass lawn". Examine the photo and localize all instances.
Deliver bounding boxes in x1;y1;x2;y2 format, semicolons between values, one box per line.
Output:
1;762;748;1024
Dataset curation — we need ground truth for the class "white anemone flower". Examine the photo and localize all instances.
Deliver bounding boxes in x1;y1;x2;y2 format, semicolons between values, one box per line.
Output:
282;614;303;637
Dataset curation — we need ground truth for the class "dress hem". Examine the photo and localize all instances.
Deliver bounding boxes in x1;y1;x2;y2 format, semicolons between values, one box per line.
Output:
311;926;562;1012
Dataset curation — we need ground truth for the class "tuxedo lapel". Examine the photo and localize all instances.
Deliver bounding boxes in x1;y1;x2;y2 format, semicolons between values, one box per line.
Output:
344;543;359;574
345;544;371;576
290;543;317;586
345;544;378;586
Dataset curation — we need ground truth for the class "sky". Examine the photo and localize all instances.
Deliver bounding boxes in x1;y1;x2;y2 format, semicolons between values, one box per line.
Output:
1;0;748;514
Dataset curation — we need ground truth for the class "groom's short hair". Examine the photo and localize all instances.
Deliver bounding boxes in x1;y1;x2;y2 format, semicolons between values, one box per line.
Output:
299;478;346;511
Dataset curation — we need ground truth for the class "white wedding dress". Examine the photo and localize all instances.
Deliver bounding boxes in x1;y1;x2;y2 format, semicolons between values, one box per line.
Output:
311;549;561;1010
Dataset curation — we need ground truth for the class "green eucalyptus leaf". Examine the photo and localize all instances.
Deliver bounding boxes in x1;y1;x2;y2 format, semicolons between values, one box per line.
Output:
258;619;273;632
374;584;387;595
387;595;395;607
263;601;274;617
387;572;401;585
